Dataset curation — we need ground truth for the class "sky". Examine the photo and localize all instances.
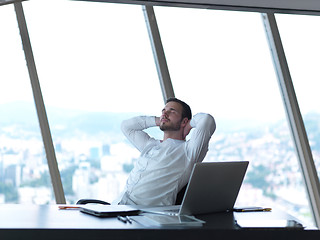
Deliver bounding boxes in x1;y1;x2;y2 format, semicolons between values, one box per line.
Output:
0;0;319;123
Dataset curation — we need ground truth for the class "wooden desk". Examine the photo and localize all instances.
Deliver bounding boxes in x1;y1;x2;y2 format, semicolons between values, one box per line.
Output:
0;204;318;240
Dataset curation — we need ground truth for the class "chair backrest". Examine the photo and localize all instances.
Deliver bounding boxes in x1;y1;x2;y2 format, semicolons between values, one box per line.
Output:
175;185;187;205
77;184;188;206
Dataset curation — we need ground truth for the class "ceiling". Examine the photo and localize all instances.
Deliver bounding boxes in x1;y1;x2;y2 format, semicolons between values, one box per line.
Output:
72;0;320;15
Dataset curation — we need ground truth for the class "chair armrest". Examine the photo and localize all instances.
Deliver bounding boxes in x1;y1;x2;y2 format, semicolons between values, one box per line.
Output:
76;199;110;205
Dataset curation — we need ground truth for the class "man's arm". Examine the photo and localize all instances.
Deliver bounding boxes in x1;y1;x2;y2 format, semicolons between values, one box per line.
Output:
121;116;157;152
185;113;216;163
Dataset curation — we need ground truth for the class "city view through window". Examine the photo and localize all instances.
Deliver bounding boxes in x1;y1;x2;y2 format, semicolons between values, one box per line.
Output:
0;0;319;229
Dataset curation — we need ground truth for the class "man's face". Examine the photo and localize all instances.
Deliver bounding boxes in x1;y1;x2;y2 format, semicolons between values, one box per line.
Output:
159;101;184;132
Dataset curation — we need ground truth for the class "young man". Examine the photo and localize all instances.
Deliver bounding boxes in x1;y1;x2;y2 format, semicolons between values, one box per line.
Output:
115;98;216;206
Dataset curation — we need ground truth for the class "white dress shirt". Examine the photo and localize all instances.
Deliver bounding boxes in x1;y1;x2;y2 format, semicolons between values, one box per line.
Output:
115;113;216;206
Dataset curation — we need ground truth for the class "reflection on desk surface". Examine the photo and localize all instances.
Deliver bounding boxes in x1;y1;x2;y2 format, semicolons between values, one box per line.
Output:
236;219;304;229
233;208;306;229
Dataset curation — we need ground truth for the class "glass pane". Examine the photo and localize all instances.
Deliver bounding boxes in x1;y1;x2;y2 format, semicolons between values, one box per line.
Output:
0;4;49;204
276;13;320;227
23;0;163;204
155;7;314;227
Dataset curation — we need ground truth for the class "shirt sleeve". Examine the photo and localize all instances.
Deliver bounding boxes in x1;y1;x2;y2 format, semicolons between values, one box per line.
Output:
121;116;157;152
185;113;216;164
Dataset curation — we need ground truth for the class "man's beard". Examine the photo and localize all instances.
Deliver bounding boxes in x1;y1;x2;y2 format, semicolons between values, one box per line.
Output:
159;119;182;132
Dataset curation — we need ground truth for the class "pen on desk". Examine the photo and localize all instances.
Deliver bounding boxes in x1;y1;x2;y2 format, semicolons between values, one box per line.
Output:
239;207;272;212
125;216;132;224
58;206;80;210
117;216;128;223
254;207;272;212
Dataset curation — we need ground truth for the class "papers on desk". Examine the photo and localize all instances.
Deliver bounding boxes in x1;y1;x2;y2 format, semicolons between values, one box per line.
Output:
130;213;205;227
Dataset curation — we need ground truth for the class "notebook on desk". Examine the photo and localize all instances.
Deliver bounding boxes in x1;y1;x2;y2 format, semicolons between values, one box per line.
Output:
143;161;249;216
80;205;141;217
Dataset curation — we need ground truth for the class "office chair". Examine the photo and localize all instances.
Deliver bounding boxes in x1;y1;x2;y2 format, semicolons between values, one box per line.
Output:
76;184;187;205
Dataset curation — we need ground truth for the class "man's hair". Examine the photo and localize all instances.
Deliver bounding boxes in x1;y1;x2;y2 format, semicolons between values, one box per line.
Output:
166;97;192;120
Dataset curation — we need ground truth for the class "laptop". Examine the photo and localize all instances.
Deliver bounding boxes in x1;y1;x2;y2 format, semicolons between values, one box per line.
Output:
143;161;249;216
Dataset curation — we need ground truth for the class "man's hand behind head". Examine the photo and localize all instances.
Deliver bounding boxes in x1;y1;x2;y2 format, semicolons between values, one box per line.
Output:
182;119;192;140
155;117;161;126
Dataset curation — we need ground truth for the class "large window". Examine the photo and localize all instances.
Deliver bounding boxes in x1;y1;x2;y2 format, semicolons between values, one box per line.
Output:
22;0;163;204
1;0;318;229
276;13;320;179
155;7;314;227
0;4;49;204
